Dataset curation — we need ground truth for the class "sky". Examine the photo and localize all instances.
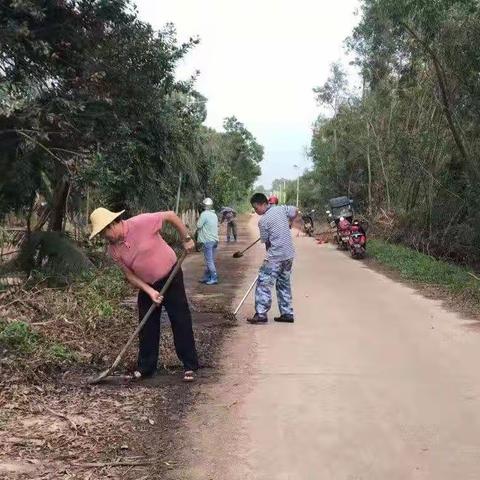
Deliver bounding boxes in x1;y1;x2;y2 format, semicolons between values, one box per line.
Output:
134;0;361;189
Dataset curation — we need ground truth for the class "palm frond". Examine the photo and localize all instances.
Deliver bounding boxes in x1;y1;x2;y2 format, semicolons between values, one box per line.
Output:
16;232;93;285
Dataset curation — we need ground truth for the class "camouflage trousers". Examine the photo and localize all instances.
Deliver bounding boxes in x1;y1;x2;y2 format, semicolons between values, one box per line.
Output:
255;259;294;317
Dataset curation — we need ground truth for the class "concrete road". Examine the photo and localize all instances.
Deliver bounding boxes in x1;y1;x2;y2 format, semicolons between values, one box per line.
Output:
167;220;480;480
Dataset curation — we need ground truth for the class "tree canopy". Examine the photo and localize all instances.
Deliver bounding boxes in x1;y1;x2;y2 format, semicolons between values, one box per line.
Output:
0;0;262;232
295;0;480;263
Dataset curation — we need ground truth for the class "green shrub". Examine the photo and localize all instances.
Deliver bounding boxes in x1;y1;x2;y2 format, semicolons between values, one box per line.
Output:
48;343;78;362
369;239;480;305
0;321;39;354
77;266;129;322
0;320;77;364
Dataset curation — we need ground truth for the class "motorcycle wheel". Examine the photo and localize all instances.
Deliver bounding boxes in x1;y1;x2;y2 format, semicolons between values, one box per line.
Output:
351;248;365;259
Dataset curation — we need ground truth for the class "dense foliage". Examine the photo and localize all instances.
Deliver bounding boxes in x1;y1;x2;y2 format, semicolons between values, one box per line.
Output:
292;0;480;263
0;0;262;234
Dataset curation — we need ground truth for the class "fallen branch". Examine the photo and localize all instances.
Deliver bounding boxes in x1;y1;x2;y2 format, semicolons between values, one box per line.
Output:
44;406;78;431
73;460;152;469
0;297;32;310
0;249;19;257
31;320;55;326
468;272;480;281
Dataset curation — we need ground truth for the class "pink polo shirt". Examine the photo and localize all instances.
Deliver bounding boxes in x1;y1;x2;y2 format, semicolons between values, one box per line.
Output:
108;212;177;284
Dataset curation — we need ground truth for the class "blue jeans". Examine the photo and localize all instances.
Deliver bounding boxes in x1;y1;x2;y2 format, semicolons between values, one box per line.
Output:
203;241;218;277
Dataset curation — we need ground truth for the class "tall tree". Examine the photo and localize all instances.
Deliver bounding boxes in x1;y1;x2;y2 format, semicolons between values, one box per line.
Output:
306;0;480;262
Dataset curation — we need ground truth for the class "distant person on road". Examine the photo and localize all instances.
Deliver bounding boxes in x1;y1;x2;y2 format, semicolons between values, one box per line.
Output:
248;193;298;324
268;195;279;206
220;206;238;242
197;197;219;285
89;207;198;382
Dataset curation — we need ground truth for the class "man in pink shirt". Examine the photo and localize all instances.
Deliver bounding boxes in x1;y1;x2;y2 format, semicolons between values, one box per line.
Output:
89;207;198;382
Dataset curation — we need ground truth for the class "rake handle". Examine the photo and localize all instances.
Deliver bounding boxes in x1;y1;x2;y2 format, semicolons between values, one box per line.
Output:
233;237;261;258
234;275;258;315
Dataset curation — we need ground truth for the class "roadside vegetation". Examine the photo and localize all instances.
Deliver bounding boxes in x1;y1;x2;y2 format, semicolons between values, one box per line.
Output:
368;239;480;312
272;0;480;269
0;265;135;380
0;3;263;474
0;0;263;376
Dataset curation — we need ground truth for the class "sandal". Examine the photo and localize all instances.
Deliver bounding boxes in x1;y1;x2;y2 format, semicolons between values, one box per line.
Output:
183;370;195;382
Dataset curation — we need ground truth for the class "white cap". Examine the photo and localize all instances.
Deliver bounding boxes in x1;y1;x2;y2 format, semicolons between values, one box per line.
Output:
203;197;213;206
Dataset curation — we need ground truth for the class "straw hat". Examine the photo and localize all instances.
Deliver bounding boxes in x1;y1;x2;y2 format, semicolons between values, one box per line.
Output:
202;197;213;207
89;207;125;240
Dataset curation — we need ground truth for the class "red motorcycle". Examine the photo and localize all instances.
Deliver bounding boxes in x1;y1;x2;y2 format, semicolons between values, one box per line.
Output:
349;220;367;258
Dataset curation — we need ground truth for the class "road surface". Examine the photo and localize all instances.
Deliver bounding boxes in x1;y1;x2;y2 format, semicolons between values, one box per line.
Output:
166;217;480;480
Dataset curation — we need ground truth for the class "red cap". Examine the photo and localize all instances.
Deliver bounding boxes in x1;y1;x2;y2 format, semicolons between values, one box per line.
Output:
268;195;279;205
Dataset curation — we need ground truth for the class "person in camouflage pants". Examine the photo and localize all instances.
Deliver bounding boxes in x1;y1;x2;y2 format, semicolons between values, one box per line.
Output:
255;259;294;318
248;193;298;324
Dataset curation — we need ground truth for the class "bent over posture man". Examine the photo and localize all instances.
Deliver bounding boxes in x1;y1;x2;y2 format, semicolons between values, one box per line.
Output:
248;193;298;324
220;206;237;242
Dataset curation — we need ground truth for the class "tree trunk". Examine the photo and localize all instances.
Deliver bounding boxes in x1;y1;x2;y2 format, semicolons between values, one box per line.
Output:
401;23;471;173
26;193;36;238
333;127;338;163
366;121;372;215
370;121;391;211
48;176;69;232
362;75;373;216
85;187;90;234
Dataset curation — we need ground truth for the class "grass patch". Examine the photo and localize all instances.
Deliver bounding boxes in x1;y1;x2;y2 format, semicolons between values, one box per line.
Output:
0;320;39;354
77;266;127;321
48;343;78;362
368;239;480;306
0;320;78;366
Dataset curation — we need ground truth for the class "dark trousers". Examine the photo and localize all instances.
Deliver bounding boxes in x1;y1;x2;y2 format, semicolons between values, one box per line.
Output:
137;267;199;374
227;221;237;241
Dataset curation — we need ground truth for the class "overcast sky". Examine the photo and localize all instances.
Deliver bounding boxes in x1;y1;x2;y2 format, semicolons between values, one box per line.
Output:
135;0;361;189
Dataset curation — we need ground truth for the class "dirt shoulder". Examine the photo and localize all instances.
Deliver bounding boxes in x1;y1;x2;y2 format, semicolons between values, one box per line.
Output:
0;216;256;479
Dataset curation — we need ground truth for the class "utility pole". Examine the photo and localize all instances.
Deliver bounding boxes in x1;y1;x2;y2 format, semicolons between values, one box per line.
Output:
294;165;299;207
283;179;286;203
175;172;182;215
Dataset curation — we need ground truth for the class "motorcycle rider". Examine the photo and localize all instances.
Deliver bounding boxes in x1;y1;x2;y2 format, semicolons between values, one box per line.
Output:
302;210;314;236
338;216;351;231
351;219;367;246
